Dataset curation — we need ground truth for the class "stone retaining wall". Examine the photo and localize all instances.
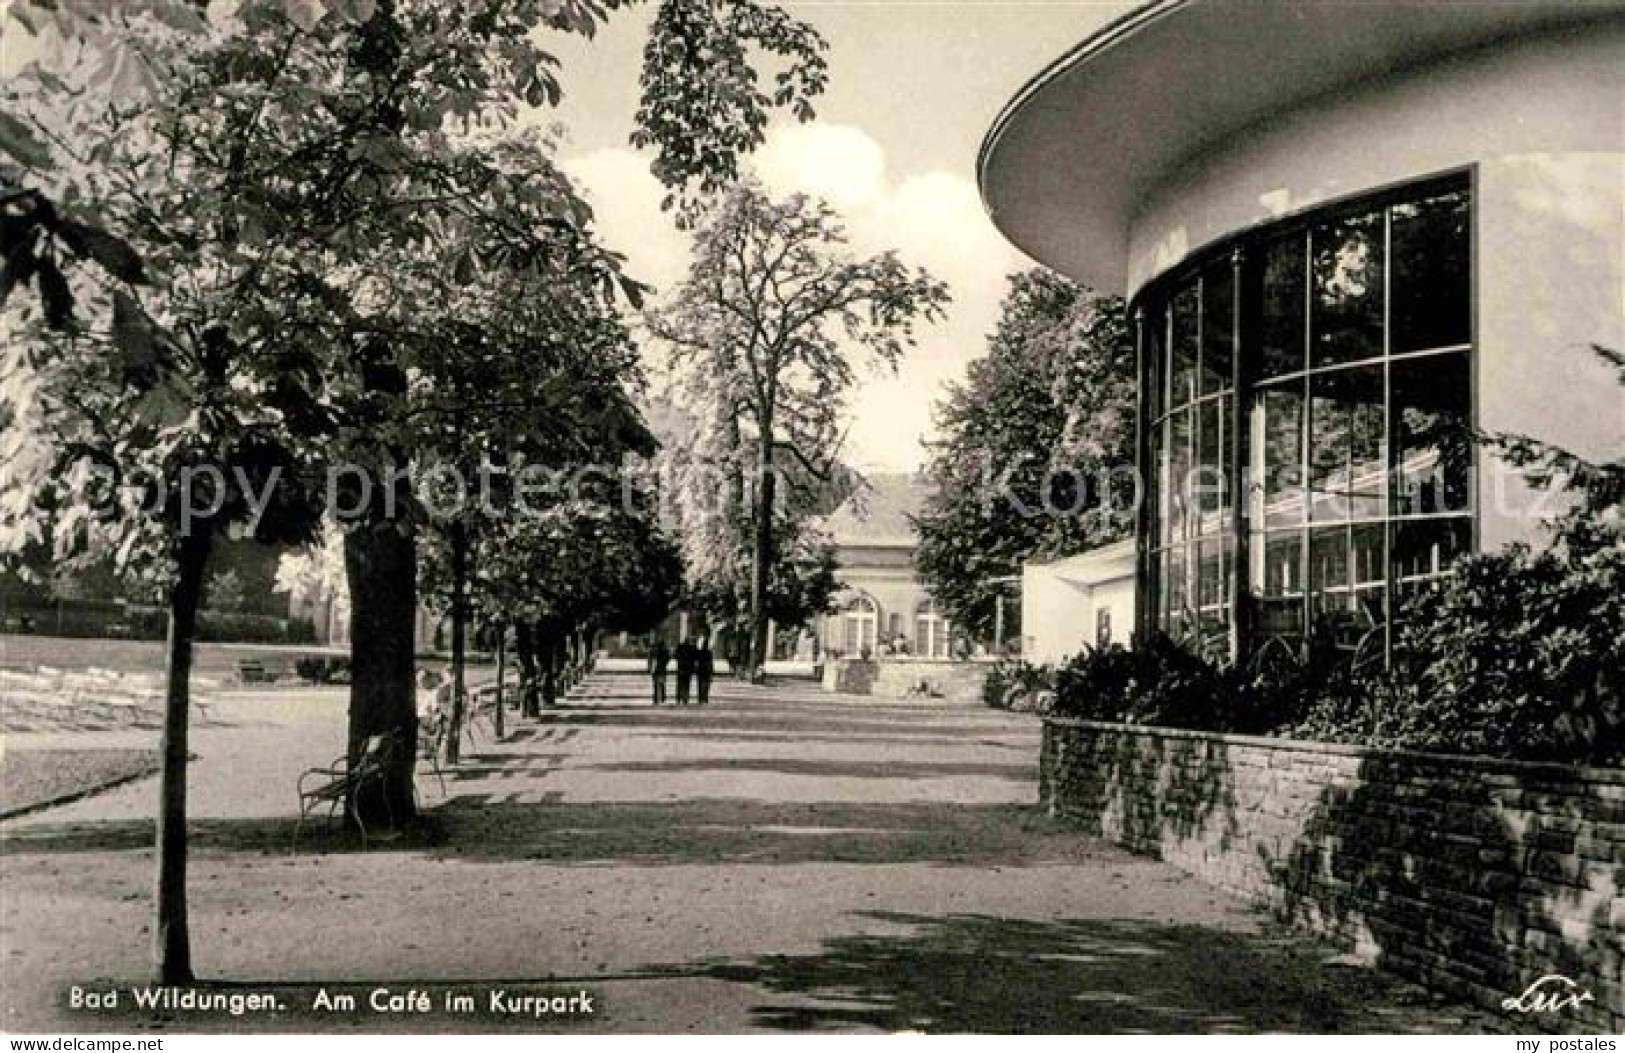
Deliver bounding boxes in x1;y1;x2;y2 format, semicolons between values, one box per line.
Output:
821;657;878;695
870;660;987;704
1041;719;1625;1032
820;658;988;703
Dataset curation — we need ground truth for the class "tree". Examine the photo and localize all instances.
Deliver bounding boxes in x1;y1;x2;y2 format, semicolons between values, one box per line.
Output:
478;487;682;713
413;260;655;761
647;395;846;667
0;5;355;984
1;0;830;985
650;180;948;676
206;569;247;613
913;269;1135;639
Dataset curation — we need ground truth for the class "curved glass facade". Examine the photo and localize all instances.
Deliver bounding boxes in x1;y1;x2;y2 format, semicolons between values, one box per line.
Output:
1137;174;1473;659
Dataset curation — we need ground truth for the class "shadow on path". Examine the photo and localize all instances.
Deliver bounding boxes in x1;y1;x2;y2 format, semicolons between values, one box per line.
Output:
428;798;1113;867
668;912;1486;1033
574;758;1034;782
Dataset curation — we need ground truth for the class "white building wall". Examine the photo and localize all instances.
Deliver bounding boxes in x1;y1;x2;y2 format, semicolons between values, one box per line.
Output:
1093;576;1134;652
1021;563;1087;666
1022;548;1136;666
1123;23;1624;551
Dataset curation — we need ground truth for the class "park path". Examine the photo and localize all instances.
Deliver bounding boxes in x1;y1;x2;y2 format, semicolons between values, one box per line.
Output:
1;672;1499;1033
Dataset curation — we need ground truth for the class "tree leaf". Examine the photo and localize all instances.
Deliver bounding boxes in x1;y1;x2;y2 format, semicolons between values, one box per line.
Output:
0;111;50;169
112;289;161;385
618;274;647;310
35;257;73;330
279;0;327;32
58;220;147;284
0;244;38;306
330;0;376;23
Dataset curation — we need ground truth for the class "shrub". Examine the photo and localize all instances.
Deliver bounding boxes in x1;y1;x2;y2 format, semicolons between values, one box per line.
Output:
295;656;352;684
1038;344;1624;765
1051;634;1252;732
982;659;1053;710
1296;524;1624;764
1040;521;1623;766
1031;530;1622;766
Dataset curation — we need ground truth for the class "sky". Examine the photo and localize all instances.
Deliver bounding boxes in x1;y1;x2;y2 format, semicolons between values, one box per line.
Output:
544;1;1141;474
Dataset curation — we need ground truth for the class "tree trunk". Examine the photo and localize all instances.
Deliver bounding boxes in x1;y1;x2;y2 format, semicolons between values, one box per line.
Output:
153;527;212;984
516;621;539;718
344;522;418;826
748;433;776;678
444;520;469;766
492;622;506;741
541;637;557;709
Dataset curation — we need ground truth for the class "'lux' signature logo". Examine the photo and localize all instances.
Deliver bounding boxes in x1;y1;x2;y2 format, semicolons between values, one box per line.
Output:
1501;975;1595;1014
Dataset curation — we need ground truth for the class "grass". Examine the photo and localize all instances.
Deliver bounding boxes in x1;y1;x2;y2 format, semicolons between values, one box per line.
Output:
0;632;494;684
0;747;161;818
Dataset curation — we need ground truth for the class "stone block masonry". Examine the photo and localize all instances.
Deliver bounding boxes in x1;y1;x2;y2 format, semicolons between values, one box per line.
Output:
821;658;989;704
1041;720;1625;1033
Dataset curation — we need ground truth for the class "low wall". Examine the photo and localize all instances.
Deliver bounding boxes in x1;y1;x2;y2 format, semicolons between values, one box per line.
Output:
820;658;988;703
821;658;878;695
1041;720;1625;1033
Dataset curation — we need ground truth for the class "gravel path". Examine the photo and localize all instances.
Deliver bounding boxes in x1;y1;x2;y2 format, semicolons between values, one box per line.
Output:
0;674;1501;1033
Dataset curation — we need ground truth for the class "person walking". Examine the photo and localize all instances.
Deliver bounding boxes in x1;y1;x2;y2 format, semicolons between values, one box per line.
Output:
674;636;696;705
695;636;714;705
648;638;670;705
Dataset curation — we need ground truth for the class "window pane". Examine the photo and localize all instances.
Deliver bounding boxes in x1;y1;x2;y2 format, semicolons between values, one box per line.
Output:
1201;265;1234;394
1309;365;1386;522
1145;307;1165;421
1252;530;1304;639
1393;352;1471;515
1310;526;1351;618
1162;545;1190;635
1163;408;1193;544
1197;538;1226;608
1196;396;1228;521
1257;386;1304;528
1197;537;1232;645
1312;210;1385;367
1351;521;1387;624
1150;403;1166;539
1259;234;1306;378
1170;285;1199;408
1391;188;1470;352
1394;517;1471;600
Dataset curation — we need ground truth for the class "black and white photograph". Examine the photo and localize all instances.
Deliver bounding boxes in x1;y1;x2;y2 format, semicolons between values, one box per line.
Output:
0;0;1620;1041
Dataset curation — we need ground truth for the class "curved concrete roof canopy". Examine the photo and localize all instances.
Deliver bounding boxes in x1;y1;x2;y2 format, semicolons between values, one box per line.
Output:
977;0;1625;295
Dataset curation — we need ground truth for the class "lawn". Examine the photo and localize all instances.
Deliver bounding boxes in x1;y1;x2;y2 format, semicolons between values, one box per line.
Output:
0;747;161;818
0;633;491;684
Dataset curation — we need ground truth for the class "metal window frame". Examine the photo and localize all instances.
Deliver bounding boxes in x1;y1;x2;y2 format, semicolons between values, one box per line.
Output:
1131;168;1477;663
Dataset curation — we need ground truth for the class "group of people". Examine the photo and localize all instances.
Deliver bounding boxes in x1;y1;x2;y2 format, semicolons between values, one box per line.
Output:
647;636;714;706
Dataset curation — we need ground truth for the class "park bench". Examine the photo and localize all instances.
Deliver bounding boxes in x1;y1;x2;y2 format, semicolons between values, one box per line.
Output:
0;668;127;727
237;658;273;684
294;732;401;850
0;669;77;729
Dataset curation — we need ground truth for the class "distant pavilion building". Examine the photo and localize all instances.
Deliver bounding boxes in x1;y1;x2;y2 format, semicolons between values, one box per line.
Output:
817;473;955;659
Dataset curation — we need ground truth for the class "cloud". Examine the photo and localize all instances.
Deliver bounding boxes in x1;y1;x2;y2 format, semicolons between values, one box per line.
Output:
754;122;887;212
562;121;1024;472
562;147;691;295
